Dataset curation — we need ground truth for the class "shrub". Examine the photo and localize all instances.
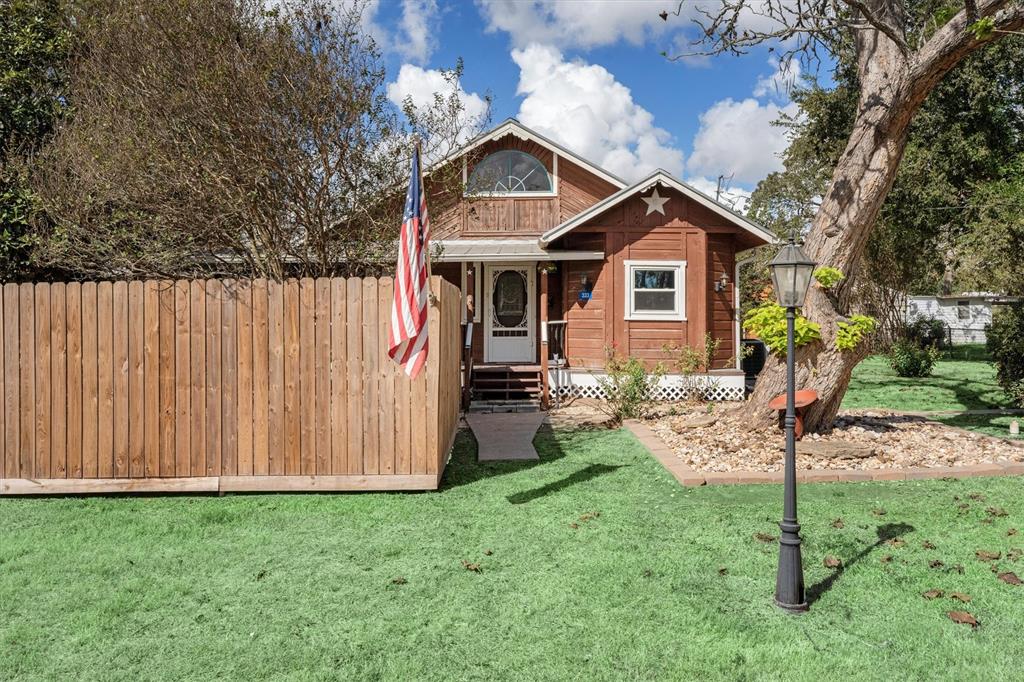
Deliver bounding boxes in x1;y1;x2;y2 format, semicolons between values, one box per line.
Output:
986;305;1024;405
743;302;821;356
888;339;940;377
905;316;948;350
663;333;721;402
595;350;665;422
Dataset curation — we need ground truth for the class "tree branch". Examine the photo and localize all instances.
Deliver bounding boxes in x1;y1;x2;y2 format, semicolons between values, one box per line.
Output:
839;0;911;55
912;0;1024;95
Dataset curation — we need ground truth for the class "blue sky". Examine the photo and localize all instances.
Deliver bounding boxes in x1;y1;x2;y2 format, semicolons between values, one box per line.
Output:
368;0;823;207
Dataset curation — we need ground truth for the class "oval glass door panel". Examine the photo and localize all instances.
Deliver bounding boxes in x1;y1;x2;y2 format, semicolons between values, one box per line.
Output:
492;270;527;328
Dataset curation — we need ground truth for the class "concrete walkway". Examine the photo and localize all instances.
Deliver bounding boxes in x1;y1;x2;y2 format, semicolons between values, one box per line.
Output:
465;412;546;461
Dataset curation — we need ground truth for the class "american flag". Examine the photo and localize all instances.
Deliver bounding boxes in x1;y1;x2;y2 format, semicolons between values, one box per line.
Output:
388;145;431;378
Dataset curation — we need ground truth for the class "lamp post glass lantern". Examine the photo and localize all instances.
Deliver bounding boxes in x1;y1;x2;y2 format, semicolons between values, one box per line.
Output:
768;231;816;613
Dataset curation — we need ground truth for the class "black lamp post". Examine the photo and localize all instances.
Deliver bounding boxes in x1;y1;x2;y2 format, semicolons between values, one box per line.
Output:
768;230;817;613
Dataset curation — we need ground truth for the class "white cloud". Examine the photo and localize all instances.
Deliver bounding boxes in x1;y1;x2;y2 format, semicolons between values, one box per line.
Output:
753;58;801;100
511;44;683;182
686;97;798;186
396;0;439;63
386;64;489;142
477;0;672;50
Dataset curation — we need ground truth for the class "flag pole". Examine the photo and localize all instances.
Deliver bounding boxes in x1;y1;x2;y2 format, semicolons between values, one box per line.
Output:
416;136;437;305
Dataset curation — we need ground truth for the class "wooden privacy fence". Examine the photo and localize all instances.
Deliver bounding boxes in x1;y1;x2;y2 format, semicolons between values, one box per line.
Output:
0;276;461;495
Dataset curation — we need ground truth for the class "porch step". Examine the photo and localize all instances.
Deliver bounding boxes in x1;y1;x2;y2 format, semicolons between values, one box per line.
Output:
470;364;544;403
468;400;542;414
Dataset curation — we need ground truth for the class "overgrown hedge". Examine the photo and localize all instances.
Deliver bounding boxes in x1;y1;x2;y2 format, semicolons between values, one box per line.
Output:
986;305;1024;406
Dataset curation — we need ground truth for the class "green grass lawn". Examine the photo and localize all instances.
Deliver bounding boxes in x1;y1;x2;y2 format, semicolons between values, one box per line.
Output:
843;344;1013;413
3;428;1024;680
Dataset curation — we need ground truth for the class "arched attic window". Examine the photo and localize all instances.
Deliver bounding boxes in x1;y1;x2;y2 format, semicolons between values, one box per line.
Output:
467;150;552;194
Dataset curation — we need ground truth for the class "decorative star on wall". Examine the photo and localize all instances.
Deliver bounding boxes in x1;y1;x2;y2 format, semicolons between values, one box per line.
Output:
641;187;669;216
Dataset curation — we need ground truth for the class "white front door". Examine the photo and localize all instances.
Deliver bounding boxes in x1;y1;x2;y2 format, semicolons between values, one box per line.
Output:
484;263;536;363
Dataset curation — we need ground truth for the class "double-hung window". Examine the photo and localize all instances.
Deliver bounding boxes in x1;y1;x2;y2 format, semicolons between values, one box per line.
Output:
625;260;686;321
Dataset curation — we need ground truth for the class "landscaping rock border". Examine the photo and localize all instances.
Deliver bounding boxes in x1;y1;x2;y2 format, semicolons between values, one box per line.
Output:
624;420;1024;487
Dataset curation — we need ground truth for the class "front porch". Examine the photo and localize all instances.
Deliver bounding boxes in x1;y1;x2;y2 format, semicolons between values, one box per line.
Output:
433;238;746;410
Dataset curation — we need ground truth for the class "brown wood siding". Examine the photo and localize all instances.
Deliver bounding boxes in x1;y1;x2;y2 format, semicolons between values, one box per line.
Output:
707;235;737;368
558;157;619;222
556;190;739;371
430;133;618;240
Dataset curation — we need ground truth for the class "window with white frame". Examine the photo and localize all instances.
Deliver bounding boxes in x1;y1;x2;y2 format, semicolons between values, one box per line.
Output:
625;260;686;321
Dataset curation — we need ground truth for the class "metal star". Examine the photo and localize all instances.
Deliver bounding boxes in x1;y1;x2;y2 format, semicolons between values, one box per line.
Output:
642;187;669;215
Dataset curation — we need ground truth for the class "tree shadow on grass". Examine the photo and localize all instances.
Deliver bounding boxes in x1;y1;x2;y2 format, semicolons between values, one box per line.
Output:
440;423;626;500
440;423;572;491
506;462;627;504
806;522;915;606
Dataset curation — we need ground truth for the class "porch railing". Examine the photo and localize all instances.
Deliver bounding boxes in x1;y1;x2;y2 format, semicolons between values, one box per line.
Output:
546;320;567;408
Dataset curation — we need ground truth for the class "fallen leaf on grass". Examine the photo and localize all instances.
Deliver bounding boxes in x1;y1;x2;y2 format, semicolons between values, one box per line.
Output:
998;571;1022;586
969;492;986;502
951;563;965;574
922;540;936;550
461;560;482;573
887;537;906;548
950;592;972;603
929;560;945;569
754;532;777;543
484;549;493;556
391;577;407;585
568;523;579;529
823;556;843;569
872;508;887;517
718;566;728;576
1009;528;1019;537
255;570;267;581
1008;548;1022;562
976;550;1001;561
579;511;601;522
980;518;994;525
831;518;845;529
987;507;1008;518
956;502;971;512
948;611;979;628
922;589;944;600
880;555;893;564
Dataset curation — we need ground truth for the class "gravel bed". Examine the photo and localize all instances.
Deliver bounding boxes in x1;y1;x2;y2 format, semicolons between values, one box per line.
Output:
648;407;1024;473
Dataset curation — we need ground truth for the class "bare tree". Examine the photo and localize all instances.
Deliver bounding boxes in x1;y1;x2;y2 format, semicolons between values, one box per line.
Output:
666;0;1024;431
31;0;487;279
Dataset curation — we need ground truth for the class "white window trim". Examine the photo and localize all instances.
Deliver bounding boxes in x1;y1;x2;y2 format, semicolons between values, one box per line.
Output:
624;260;687;322
462;150;557;198
461;262;482;323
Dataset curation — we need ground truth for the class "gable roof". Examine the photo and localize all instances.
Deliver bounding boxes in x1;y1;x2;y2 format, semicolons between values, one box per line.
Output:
539;170;776;247
455;118;627;190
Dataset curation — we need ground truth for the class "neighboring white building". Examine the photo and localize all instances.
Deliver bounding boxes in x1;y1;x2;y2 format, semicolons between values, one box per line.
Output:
907;292;1021;344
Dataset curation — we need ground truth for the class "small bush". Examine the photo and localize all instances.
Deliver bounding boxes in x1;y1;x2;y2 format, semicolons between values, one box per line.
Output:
888;340;940;378
905;316;948;350
663;333;721;402
595;350;665;422
987;305;1024;405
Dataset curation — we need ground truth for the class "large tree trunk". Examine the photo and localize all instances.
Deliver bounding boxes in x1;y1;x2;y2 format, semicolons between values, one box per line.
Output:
743;23;923;432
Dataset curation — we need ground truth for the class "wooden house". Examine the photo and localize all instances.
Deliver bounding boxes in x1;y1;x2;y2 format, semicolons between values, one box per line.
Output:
429;119;775;405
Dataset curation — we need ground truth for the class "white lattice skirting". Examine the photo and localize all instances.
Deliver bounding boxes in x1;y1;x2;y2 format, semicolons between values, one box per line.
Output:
549;370;745;402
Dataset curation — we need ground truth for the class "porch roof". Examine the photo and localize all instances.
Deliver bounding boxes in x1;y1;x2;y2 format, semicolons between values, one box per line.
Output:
434;239;604;263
